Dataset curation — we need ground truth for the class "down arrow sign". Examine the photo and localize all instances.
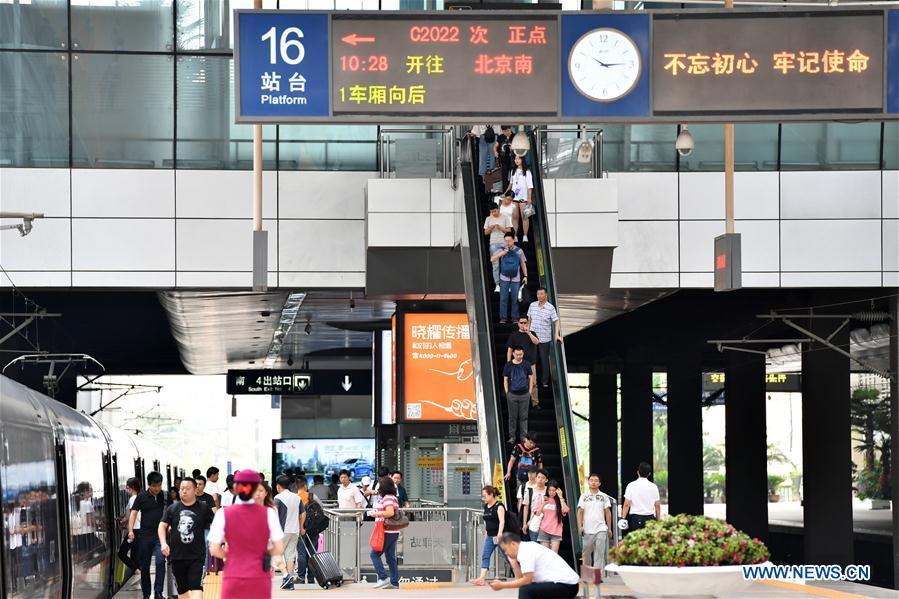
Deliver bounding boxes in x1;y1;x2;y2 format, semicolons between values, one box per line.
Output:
341;375;353;392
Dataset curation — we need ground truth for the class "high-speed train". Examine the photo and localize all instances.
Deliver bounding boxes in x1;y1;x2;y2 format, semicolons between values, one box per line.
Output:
1;375;183;599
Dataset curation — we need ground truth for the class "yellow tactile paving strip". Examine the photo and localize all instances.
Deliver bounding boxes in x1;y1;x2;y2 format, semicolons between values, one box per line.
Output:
760;580;868;599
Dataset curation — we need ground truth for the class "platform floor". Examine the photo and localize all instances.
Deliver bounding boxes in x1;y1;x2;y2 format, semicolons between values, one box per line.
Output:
116;572;899;598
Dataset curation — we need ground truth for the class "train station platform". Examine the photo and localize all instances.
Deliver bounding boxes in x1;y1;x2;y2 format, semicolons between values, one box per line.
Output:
112;573;899;598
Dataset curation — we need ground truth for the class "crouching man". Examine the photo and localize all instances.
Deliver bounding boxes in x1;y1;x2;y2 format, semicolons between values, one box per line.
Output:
489;532;580;599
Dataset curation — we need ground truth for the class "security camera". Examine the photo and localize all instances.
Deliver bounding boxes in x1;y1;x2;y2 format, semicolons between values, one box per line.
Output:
304;322;312;335
675;125;694;157
511;127;530;158
1;212;43;237
287;356;294;366
16;219;33;237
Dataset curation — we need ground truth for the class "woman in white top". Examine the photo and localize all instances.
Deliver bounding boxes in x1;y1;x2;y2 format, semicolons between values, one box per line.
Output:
507;155;534;242
498;192;518;240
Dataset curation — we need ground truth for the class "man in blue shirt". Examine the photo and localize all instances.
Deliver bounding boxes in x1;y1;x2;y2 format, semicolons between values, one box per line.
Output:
491;233;528;324
503;347;535;444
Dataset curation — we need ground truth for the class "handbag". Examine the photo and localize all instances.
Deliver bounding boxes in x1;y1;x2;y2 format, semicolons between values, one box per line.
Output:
370;520;385;552
483;166;503;193
385;509;409;531
521;203;536;218
528;495;544;532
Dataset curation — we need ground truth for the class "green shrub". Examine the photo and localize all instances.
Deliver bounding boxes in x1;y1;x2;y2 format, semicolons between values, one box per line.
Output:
609;514;769;567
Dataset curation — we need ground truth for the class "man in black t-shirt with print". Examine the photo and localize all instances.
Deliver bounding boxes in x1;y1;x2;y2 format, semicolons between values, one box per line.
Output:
507;316;540;408
159;478;212;599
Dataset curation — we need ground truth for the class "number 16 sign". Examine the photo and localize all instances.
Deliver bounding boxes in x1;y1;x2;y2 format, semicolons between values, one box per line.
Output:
235;11;330;121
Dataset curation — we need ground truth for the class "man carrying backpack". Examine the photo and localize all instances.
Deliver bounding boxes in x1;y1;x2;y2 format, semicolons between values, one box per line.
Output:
295;478;328;585
491;232;528;324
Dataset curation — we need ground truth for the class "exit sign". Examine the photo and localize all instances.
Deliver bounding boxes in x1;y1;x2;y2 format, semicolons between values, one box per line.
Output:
714;233;742;292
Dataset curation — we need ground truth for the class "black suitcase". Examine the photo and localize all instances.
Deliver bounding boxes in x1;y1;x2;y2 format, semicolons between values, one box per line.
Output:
302;534;343;589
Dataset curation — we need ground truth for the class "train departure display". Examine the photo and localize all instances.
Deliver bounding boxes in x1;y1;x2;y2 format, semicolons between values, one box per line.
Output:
652;12;884;114
235;9;899;122
330;15;559;116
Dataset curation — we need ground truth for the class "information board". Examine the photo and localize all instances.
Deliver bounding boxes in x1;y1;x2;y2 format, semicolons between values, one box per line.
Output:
234;9;899;122
403;313;477;422
652;12;884;114
331;15;559;116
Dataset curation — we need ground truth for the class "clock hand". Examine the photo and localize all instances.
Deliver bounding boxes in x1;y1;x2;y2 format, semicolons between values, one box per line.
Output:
590;56;612;68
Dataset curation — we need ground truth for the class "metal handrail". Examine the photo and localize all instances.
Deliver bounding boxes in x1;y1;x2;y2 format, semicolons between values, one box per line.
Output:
377;127;456;184
536;126;606;179
527;128;582;563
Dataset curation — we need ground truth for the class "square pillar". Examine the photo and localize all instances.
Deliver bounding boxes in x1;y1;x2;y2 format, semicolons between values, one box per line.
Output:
890;292;898;588
802;316;853;566
589;367;619;500
725;350;768;541
620;364;653;494
667;357;704;515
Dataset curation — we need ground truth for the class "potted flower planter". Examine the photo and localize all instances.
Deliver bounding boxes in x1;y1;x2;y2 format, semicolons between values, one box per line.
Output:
608;515;770;598
606;563;771;597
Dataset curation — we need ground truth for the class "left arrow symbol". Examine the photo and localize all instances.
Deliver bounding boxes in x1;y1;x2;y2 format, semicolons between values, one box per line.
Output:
341;375;353;392
341;34;376;46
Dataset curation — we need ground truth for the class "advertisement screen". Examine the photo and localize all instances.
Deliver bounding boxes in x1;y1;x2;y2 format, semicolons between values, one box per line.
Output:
273;438;376;484
403;313;477;422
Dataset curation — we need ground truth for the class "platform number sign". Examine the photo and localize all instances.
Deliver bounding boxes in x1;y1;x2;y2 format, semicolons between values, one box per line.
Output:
236;12;329;121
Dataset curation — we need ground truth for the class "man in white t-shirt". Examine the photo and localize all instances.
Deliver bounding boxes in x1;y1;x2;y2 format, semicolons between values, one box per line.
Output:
621;461;661;533
490;532;580;598
274;475;302;590
337;469;365;511
577;473;612;570
484;203;513;291
205;467;221;505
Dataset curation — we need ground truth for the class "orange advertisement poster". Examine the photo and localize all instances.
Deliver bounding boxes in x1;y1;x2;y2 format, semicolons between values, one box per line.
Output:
404;313;477;421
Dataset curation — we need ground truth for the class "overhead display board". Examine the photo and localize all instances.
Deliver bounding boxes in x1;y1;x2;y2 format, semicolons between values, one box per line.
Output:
652;12;884;114
331;15;558;116
403;313;477;422
234;8;899;123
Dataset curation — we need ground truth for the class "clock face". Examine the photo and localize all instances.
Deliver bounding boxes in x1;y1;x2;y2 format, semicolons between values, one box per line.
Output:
568;28;642;102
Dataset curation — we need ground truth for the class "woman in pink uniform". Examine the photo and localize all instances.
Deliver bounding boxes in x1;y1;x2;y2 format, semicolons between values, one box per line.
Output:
208;470;284;599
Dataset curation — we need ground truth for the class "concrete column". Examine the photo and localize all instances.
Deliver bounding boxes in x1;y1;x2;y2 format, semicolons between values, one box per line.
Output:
802;317;853;566
620;364;653;494
725;350;768;541
589;367;619;500
667;357;704;515
889;292;898;589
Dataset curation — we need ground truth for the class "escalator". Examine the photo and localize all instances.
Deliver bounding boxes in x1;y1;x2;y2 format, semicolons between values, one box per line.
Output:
460;131;581;566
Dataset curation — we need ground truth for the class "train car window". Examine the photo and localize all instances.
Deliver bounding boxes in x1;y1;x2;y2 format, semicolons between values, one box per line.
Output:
1;425;62;599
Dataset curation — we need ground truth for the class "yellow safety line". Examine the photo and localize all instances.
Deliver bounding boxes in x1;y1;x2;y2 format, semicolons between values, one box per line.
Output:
760;580;868;598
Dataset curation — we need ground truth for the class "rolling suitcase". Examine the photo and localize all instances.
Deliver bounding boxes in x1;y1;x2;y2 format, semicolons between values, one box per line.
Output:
302;534;343;589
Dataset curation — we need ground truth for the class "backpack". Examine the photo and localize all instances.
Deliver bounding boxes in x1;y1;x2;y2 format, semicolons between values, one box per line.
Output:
501;504;521;535
484;125;496;144
500;247;521;278
304;499;329;535
515;444;540;481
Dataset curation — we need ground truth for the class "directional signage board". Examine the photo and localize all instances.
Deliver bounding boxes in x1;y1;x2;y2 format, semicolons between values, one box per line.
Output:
235;8;899;122
227;369;372;395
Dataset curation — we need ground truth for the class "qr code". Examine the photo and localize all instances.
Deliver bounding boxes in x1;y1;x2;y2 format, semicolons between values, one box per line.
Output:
406;403;422;419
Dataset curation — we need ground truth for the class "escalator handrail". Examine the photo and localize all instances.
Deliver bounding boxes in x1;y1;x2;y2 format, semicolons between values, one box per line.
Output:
459;135;506;495
526;129;583;561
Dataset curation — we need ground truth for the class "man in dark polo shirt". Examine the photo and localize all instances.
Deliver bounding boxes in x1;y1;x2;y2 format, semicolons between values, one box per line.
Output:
129;471;166;599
